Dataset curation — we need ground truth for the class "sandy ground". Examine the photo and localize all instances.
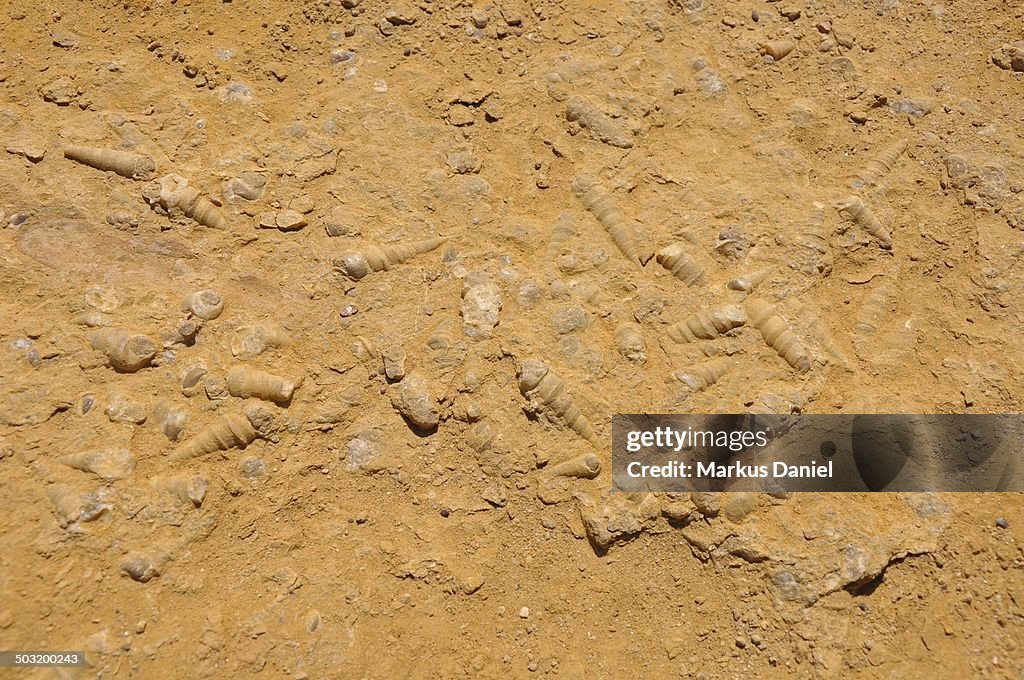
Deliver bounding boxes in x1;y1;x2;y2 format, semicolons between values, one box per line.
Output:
1;0;1022;677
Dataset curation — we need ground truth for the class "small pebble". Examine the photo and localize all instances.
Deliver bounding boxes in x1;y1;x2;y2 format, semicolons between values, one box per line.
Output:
239;456;267;478
339;305;358;317
51;31;80;48
995;517;1008;529
382;344;407;381
289;195;315;214
258;212;277;229
519;606;530;619
78;394;95;415
329;49;356;65
121;552;159;583
8;212;30;226
390;372;439;431
439;507;451;518
276;209;308;231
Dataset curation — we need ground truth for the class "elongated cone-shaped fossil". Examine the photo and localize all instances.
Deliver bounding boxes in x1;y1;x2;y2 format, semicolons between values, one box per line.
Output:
59;448;137;480
90;328;157;372
656;243;706;286
144;174;227;229
230;323;290;359
181;290;224;320
518;359;599;446
727;268;772;294
761;40;795;60
226;365;298;404
170;412;257;462
565;97;634;149
667;305;746;343
791;202;832;276
854;278;897;336
548;452;602;479
797;304;852;371
571;176;642;268
332;238;445;280
835;196;891;249
64;145;157;181
46;485;109;527
546;211;576;269
615;322;647;364
151;473;209;507
746;298;810;372
850;139;908;189
672;358;733;393
800;203;828;253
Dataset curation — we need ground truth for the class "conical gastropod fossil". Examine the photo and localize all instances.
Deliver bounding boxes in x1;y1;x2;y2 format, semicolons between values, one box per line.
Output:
851;275;899;359
170;412;258;462
746;298;810;372
518;359;599;446
64;145;157;181
797;304;852;372
835;196;891;249
656;243;705;286
572;176;642;268
666;305;746;344
225;366;299;404
230;323;289;359
90;328;157;372
143;173;227;229
790;202;832;276
727;268;772;294
547;452;602;479
59;448;136;481
332;238;446;280
46;485;110;528
614;322;647;364
565;97;634;149
151;474;209;507
854;277;896;336
761;40;795;61
181;290;224;320
546;211;577;269
672;358;733;394
850;139;908;190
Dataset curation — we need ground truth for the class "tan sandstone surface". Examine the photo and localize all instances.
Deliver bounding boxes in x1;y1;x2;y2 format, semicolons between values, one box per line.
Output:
0;0;1022;677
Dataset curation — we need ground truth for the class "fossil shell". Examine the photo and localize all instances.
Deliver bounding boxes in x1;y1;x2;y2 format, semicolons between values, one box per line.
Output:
64;145;157;181
181;290;224;320
90;328;157;372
